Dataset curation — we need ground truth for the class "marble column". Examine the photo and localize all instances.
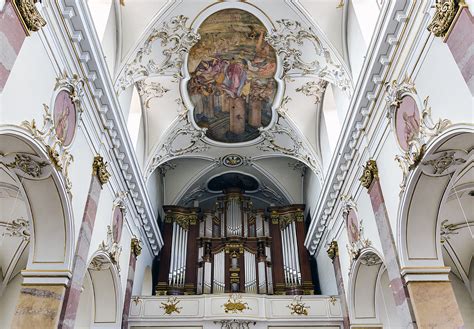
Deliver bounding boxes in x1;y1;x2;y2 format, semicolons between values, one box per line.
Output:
327;241;350;329
429;2;474;94
360;160;416;328
406;281;464;328
58;156;110;329
121;238;142;329
269;216;285;294
11;285;66;328
0;0;46;91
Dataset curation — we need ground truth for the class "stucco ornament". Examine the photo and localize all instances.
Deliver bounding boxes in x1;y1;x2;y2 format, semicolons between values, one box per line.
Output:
98;225;122;272
136;80;170;110
117;15;200;91
160;296;182;315
13;0;46;34
265;19;351;94
341;195;371;261
1;218;30;241
92;155;111;186
295;79;329;104
1;152;49;179
359;160;378;189
287;295;310;315
223;294;251;314
385;76;451;191
427;0;457;38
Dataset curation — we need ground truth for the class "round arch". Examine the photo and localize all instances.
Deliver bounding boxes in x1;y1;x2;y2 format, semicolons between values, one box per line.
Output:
0;125;74;283
398;125;473;271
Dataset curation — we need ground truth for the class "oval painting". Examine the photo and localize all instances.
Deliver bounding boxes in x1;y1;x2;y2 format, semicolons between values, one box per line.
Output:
187;9;277;143
395;95;420;152
53;90;77;147
112;206;124;243
346;208;359;244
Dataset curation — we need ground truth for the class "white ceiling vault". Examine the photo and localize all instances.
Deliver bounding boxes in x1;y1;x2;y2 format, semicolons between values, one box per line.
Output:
113;0;353;207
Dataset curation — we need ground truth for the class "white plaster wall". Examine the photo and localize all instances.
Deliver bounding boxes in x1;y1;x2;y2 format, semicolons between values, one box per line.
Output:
315;249;337;296
0;33;56;125
451;273;474;328
146;170;163;218
133;243;154;295
415;38;473;126
351;0;379;46
346;1;367;85
303;169;321;215
0;273;22;328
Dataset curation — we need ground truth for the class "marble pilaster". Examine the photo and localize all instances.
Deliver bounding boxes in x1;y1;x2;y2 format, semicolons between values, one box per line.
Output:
360;160;416;328
327;241;350;329
58;156;110;329
121;238;141;329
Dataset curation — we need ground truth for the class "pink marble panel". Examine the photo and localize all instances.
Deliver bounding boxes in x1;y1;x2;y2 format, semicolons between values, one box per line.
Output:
122;251;137;329
332;255;350;329
0;1;26;91
446;8;474;94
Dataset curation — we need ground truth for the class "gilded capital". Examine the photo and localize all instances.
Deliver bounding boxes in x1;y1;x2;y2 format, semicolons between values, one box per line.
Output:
427;0;457;38
13;0;47;34
131;238;142;257
92;155;110;186
327;241;339;260
359;160;378;189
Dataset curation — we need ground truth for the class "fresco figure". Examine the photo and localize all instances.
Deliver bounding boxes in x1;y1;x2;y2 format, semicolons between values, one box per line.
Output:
187;9;277;143
53;90;76;147
395;96;420;151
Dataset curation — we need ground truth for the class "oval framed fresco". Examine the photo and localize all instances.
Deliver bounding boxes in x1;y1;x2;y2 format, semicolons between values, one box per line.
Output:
53;90;77;147
346;208;359;245
184;4;282;145
111;205;124;243
394;95;421;152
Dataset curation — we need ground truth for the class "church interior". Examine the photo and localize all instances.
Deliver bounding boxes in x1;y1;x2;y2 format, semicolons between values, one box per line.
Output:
0;0;473;328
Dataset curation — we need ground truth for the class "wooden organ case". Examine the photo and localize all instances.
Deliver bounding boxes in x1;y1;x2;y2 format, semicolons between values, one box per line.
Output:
156;188;314;295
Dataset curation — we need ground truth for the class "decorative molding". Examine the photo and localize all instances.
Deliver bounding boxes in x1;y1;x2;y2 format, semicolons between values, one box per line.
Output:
420;149;469;176
158;162;177;177
295;80;329;104
265;19;351;94
359;251;382;266
385;76;451;190
427;0;457;38
0;218;30;241
116;15;200;91
163;206;199;230
98;225;122;272
160;296;182;315
21;104;74;194
92;155;111;186
359;160;378;189
269;205;305;229
0;152;49;179
54;70;86;112
440;219;473;243
12;0;46;35
136;80;170;109
328;295;337;306
287;295;309;315
221;154;248;168
222;294;251;314
214;320;256;329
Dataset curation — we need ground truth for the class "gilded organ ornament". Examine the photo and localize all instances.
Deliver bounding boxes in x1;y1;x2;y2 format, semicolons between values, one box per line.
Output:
287;295;309;315
160;296;182;315
222;294;250;314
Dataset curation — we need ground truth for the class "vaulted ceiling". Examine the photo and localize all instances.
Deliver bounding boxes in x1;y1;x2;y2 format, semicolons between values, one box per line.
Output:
110;0;354;208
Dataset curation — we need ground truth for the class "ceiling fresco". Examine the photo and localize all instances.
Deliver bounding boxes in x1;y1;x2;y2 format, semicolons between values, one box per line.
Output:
187;9;277;143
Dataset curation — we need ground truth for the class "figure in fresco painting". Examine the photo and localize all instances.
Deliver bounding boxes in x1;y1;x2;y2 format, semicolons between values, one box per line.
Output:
53;90;76;147
187;9;277;143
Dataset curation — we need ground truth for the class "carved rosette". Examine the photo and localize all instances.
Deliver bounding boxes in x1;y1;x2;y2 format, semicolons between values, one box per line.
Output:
13;0;46;34
359;160;378;189
92;155;110;186
427;0;458;38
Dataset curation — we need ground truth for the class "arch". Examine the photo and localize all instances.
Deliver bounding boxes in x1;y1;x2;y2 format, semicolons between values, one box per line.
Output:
77;251;121;326
398;125;474;270
0;125;74;283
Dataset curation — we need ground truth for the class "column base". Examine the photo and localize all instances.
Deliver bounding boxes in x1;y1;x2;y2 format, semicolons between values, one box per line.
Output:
407;281;464;328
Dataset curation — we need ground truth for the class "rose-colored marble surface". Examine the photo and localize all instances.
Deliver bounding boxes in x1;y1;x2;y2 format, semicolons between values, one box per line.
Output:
407;281;464;328
11;285;66;328
367;179;416;328
332;254;350;329
447;8;474;94
58;175;102;329
0;0;26;91
121;250;137;329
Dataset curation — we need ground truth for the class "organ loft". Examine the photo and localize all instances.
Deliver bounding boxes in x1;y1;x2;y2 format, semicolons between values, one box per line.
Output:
156;188;315;296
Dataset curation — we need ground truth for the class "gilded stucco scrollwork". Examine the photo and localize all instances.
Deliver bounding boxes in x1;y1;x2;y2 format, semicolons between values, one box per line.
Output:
385;76;451;191
359;160;378;189
326;240;339;260
136;80;170;110
92;155;111;186
1;152;49;179
117;15;200;91
421;149;469;176
287;295;310;315
295;79;329;104
21;105;74;194
131;238;142;257
427;0;457;38
160;296;182;315
98;225;122;272
13;0;46;34
265;19;351;94
222;294;251;314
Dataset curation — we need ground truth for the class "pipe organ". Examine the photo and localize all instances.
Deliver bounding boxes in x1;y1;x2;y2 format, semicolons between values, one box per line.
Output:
156;189;314;295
